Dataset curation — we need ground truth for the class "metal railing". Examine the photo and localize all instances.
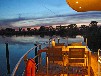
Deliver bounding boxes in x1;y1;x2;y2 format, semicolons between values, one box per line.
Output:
98;49;101;76
11;44;41;76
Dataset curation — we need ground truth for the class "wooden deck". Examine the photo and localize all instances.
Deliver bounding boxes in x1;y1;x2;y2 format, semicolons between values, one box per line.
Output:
36;44;98;76
36;64;90;76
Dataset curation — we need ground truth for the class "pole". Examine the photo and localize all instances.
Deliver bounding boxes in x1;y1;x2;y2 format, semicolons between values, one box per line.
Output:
98;49;100;76
49;38;51;46
86;38;87;46
66;36;68;46
34;44;38;70
38;45;42;69
5;43;10;74
46;56;48;76
58;38;60;43
88;51;91;76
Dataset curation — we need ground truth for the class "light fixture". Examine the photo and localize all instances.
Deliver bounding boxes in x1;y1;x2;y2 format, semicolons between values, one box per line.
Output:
85;54;87;57
52;39;55;47
76;1;78;4
66;0;101;12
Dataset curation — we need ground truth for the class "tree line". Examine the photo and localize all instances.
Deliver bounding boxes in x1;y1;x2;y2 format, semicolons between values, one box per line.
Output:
0;21;101;52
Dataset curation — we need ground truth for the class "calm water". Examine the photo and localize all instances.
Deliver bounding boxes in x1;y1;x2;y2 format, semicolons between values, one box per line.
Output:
0;35;84;76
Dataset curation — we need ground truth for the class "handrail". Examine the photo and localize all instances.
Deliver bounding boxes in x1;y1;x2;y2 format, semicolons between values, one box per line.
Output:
21;54;41;76
11;44;40;76
69;58;87;59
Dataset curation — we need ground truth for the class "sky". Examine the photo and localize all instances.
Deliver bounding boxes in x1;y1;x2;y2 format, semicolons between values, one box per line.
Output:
0;0;74;19
0;0;101;28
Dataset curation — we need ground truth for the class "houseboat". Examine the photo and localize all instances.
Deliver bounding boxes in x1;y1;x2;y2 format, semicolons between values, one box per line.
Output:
11;38;95;76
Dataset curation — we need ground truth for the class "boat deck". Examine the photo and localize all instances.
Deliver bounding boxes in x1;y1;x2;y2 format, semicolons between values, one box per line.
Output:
36;52;97;76
36;57;96;76
36;64;89;76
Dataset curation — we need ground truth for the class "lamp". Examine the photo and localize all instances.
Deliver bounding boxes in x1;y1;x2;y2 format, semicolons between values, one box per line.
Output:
52;39;55;47
66;0;101;12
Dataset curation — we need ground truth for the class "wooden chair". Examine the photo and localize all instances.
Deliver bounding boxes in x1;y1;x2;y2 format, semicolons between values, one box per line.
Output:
68;48;85;66
55;43;65;46
46;47;64;75
47;47;63;63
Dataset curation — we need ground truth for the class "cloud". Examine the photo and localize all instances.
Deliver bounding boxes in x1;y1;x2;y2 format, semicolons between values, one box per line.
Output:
0;11;101;28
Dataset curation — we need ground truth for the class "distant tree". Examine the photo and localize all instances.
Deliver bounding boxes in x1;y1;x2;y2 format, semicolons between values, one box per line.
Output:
48;26;54;36
39;26;46;32
79;25;89;36
89;21;98;32
89;21;98;27
19;28;22;32
87;21;99;52
27;28;31;31
39;26;46;37
67;24;78;37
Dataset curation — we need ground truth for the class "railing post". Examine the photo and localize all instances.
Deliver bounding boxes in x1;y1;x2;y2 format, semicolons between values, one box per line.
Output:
46;56;48;76
84;37;87;46
86;38;87;46
11;46;37;76
49;38;51;46
66;36;68;46
38;45;42;70
34;44;38;70
88;51;91;76
98;49;101;76
39;45;41;50
5;43;10;74
23;55;27;65
58;38;60;43
34;44;38;63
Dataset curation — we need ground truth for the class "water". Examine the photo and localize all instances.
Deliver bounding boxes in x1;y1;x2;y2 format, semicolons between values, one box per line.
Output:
0;35;84;76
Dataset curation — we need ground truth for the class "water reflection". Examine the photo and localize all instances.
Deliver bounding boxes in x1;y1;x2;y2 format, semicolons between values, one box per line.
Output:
0;35;84;75
0;36;50;44
0;35;84;44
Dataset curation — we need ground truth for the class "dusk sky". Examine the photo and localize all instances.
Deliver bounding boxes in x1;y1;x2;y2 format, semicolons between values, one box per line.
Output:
0;0;101;28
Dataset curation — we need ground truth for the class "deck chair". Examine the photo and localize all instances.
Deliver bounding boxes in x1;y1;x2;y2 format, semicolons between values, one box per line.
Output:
55;43;65;46
68;48;85;66
47;47;63;63
46;47;64;74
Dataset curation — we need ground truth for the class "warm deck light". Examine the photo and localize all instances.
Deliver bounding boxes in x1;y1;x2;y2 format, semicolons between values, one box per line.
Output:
52;40;55;47
99;56;101;60
76;1;78;4
85;54;87;58
98;60;101;63
66;0;101;12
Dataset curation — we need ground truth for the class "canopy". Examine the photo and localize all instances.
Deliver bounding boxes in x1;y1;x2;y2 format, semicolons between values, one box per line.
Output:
66;0;101;12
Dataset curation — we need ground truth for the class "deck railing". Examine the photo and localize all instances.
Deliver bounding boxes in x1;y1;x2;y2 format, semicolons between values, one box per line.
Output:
11;44;42;76
98;49;101;76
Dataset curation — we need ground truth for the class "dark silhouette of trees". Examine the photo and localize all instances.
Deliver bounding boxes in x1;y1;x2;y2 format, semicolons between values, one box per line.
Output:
19;28;22;32
67;24;79;37
39;26;46;37
27;28;31;31
86;21;100;51
79;25;89;36
58;25;67;37
48;26;55;36
0;21;101;52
